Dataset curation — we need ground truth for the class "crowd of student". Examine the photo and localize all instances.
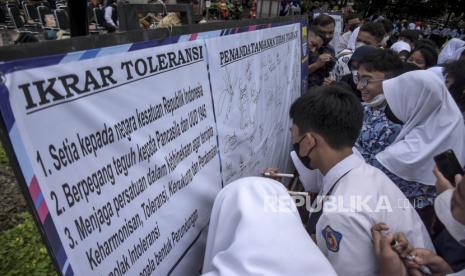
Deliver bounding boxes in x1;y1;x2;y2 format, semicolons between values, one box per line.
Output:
201;13;465;276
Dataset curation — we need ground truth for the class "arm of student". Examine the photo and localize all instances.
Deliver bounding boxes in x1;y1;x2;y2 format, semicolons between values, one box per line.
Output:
309;62;321;73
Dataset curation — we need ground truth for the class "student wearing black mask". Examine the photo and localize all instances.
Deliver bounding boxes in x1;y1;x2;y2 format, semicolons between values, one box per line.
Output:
287;85;434;276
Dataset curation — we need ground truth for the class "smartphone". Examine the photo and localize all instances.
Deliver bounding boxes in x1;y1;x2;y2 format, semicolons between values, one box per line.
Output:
434;149;464;186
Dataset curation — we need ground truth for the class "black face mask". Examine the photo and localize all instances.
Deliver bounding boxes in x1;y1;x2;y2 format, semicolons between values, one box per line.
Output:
385;104;404;125
293;136;314;169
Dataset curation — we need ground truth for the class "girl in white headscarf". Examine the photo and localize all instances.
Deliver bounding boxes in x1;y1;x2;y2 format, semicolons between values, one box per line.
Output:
438;38;465;64
346;26;360;51
202;177;337;276
374;71;465;219
452;46;465;61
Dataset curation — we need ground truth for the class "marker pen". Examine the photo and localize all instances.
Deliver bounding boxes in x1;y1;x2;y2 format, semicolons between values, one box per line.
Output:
263;172;294;178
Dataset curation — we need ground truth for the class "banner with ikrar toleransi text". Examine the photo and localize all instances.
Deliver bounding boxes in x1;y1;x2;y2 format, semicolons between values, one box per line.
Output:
0;39;221;276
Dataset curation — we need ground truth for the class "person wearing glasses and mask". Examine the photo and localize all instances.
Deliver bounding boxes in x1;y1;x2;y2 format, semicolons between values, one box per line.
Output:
286;85;434;276
354;49;403;164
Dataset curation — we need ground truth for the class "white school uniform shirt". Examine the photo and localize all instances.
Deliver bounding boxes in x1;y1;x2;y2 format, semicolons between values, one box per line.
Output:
291;152;435;276
202;177;337;276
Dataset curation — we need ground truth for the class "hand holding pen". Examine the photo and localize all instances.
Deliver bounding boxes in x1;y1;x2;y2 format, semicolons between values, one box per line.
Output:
263;168;294;181
372;223;453;276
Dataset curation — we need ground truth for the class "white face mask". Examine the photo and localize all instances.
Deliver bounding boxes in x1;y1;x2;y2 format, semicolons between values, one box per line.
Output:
352;70;359;84
355;41;366;49
366;93;386;108
435;189;465;246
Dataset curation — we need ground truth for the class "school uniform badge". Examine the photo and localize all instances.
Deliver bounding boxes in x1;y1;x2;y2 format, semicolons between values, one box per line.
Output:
322;225;342;252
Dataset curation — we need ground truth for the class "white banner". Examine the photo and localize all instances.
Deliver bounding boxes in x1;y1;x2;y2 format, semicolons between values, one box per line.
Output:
206;24;301;184
6;40;221;275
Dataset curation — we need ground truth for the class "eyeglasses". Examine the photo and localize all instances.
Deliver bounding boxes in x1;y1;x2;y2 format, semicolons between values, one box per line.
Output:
356;77;384;89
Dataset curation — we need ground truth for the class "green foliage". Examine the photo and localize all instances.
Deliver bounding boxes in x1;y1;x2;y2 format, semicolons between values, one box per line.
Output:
0;212;57;276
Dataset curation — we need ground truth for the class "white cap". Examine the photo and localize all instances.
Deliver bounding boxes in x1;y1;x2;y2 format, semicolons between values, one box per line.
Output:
390;41;411;53
434;189;465;246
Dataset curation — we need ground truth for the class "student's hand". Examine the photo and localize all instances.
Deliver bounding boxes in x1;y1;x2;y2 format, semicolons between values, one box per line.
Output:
371;223;408;276
452;177;465;225
315;53;333;68
392;232;414;258
263;168;282;181
323;76;336;86
433;166;459;194
404;248;453;275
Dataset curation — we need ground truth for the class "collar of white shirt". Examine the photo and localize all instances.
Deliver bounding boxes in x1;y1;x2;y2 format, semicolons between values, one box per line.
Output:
321;153;364;195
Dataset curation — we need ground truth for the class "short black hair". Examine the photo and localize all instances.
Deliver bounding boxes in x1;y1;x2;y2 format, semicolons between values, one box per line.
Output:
409;45;438;68
399;61;421;73
444;60;465;112
415;39;439;51
359;22;386;42
398;30;420;44
313;14;336;27
344;13;361;24
309;25;325;41
378;19;393;34
289;86;363;150
358;49;403;77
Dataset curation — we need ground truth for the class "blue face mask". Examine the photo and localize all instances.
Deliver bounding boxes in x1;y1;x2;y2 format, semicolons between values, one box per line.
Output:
293;135;314;169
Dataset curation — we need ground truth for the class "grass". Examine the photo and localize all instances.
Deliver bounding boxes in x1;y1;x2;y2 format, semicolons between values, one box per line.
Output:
0;212;57;276
0;144;57;275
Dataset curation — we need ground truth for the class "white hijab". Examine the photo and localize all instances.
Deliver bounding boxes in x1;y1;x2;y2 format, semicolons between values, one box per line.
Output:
347;26;361;51
376;71;465;186
426;66;445;81
438;38;465;64
202;177;336;276
453;46;465;61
